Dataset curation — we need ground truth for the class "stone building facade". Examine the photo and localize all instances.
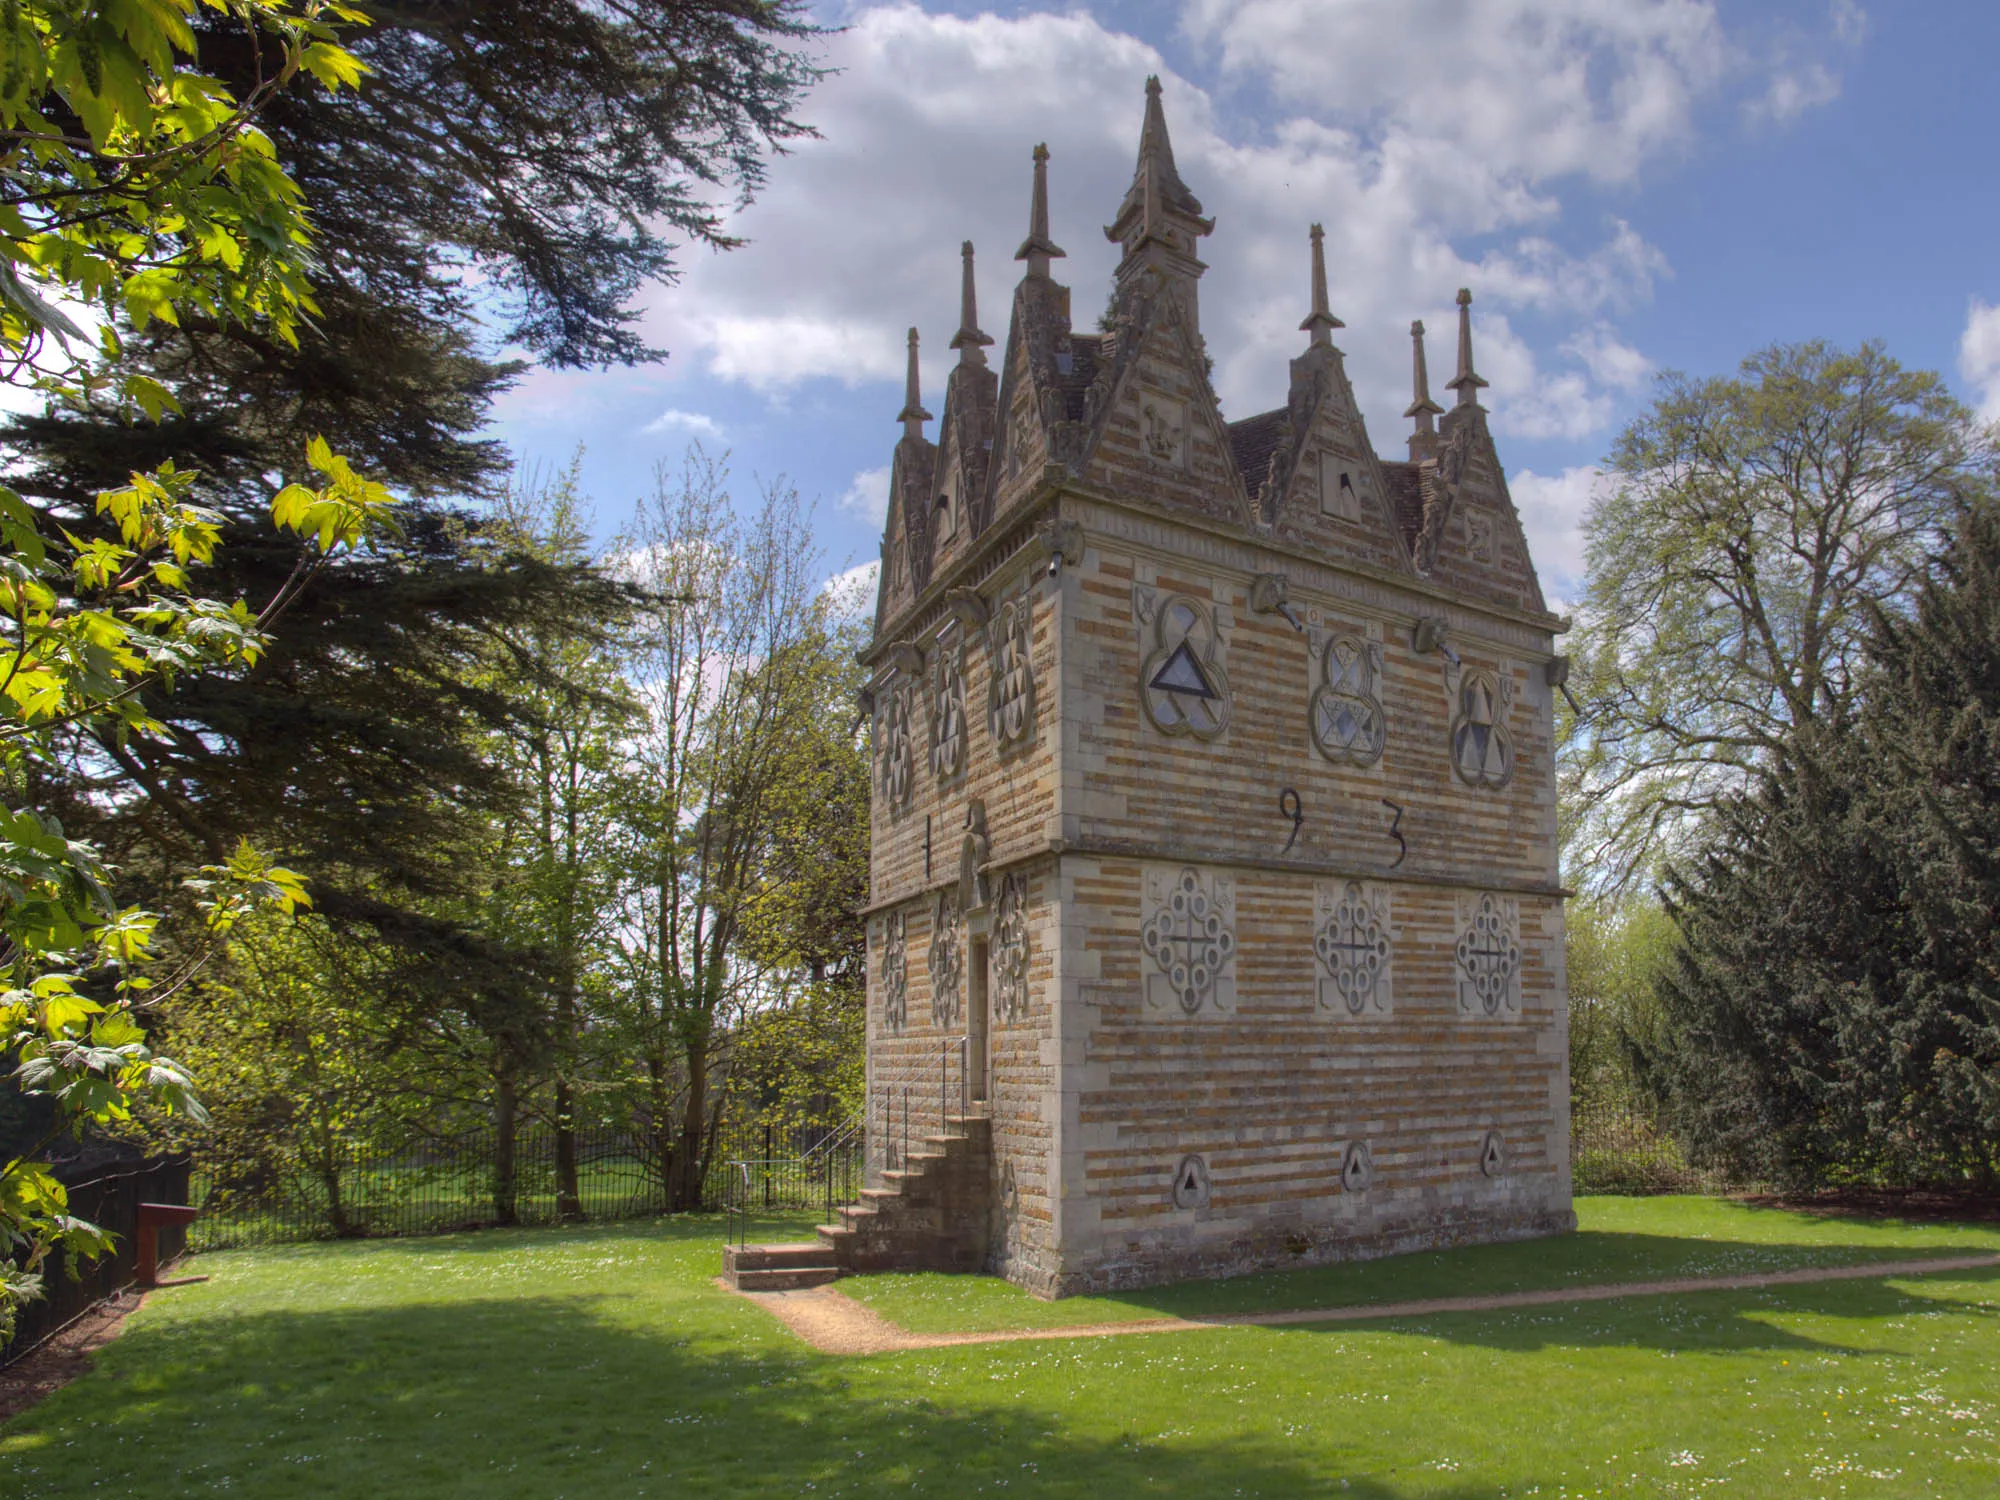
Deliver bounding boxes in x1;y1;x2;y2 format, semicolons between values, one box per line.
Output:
858;79;1573;1298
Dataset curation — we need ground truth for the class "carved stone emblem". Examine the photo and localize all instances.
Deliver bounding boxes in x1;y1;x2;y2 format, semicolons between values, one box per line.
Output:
928;633;967;783
1311;634;1385;766
879;908;908;1033
1455;892;1522;1017
987;592;1035;752
991;870;1031;1022
1466;507;1495;564
1141;865;1237;1016
1340;1140;1374;1194
1315;880;1391;1017
1445;658;1514;789
958;800;991;914
929;889;962;1030
1140;392;1187;468
1480;1130;1507;1178
877;677;915;812
1171;1153;1211;1210
1138;592;1229;740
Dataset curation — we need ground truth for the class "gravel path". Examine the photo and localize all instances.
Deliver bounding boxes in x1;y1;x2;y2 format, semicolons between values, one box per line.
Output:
731;1252;2000;1356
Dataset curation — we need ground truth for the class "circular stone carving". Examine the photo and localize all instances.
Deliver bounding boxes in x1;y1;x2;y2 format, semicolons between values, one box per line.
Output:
1140;596;1229;740
991;871;1031;1021
1311;635;1385;766
1172;1153;1211;1210
1315;881;1390;1015
879;909;908;1032
928;890;963;1029
1340;1140;1374;1194
878;684;914;811
1141;867;1237;1015
1480;1130;1507;1178
1455;893;1522;1017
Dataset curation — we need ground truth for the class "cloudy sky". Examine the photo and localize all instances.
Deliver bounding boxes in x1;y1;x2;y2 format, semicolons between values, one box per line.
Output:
490;0;2000;607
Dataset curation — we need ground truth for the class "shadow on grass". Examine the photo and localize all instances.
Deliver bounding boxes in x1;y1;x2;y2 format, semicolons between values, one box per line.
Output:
844;1219;2000;1340
2;1291;1529;1500
1268;1262;2000;1359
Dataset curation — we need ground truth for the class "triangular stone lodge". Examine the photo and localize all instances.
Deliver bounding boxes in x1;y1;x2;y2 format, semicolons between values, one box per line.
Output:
854;77;1572;1296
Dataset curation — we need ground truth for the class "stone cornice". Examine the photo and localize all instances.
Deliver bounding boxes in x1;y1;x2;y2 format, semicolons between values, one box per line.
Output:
865;469;1567;669
862;837;1566;917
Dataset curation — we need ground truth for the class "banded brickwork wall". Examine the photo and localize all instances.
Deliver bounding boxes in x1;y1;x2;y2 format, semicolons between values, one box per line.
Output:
864;538;1065;1282
1044;494;1571;1294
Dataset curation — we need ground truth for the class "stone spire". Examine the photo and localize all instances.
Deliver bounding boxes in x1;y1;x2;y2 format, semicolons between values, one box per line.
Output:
1446;287;1489;409
1298;223;1344;349
1014;143;1066;279
896;326;931;440
1405;319;1444;437
1104;76;1214;326
948;241;993;367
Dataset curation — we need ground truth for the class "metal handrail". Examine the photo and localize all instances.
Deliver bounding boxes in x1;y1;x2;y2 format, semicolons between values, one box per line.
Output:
725;1160;752;1248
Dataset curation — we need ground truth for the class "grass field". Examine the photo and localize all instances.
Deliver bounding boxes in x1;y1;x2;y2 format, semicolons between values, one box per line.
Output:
3;1197;1997;1498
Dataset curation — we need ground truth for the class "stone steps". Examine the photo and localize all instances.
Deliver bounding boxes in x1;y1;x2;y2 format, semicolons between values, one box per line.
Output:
819;1116;991;1275
721;1241;841;1292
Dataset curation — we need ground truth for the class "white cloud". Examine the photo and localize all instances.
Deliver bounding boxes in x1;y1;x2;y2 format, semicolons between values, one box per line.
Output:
838;465;893;528
1563;326;1654;392
823;559;881;619
1830;0;1868;48
1958;300;2000;424
641;407;726;439
1746;62;1841;123
1184;0;1729;185
1511;465;1606;603
642;3;1870;475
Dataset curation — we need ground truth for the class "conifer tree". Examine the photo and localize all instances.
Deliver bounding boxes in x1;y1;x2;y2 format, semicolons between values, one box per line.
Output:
4;1;817;935
1648;492;2000;1188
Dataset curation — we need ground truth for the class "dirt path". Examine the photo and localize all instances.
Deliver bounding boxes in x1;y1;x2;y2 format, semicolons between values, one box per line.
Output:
736;1252;2000;1356
0;1291;143;1425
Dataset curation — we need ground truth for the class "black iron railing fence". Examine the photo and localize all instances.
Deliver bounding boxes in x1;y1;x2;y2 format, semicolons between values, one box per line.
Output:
187;1117;864;1253
4;1156;191;1369
1571;1096;1736;1194
722;1114;868;1248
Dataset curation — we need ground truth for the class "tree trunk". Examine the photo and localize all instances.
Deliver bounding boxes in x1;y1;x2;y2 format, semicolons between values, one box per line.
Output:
494;1064;520;1227
554;1075;583;1220
644;1045;674;1212
668;1029;708;1212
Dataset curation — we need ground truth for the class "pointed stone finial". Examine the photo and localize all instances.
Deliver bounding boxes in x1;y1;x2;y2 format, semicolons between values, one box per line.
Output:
1446;287;1489;408
1104;76;1215;330
948;240;993;367
1105;75;1213;256
1014;143;1066;278
896;326;931;439
1405;319;1444;434
1298;223;1345;348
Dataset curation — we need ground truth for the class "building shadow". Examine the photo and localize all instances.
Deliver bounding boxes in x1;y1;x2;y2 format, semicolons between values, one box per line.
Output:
1;1288;1545;1499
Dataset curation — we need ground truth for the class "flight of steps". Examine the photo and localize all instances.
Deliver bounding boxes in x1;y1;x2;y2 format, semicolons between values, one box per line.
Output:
720;1240;841;1291
719;1114;992;1293
818;1113;991;1274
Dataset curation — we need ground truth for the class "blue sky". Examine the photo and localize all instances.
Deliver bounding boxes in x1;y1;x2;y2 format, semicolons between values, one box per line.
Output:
488;1;2000;608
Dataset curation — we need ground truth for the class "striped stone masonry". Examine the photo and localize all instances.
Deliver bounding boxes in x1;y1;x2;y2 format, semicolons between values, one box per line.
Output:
860;78;1571;1298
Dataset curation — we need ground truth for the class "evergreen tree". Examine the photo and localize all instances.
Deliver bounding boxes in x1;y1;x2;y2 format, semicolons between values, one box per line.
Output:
3;2;818;934
1648;493;2000;1188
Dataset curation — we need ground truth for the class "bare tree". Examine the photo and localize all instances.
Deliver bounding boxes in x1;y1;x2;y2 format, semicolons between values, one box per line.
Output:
1562;340;1992;891
615;448;855;1209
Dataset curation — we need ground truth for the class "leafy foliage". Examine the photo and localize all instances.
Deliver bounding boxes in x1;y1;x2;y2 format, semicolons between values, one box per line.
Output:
0;0;391;1338
1644;493;2000;1188
1563;341;1984;890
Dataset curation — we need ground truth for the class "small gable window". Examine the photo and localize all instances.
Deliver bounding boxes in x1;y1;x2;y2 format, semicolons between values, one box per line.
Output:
1319;451;1361;522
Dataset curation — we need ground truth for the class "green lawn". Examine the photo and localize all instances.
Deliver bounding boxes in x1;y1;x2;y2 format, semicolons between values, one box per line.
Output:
3;1198;1997;1498
843;1195;2000;1333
